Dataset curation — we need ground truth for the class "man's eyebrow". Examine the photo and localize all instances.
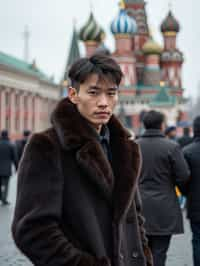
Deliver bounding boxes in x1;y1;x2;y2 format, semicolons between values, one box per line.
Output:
88;86;118;90
88;86;101;90
108;87;118;90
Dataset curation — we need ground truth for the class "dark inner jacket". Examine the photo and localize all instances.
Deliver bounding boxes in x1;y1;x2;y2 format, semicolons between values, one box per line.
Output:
12;98;152;266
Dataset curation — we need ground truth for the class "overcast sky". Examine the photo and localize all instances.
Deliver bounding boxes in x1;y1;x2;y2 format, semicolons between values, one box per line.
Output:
0;0;199;97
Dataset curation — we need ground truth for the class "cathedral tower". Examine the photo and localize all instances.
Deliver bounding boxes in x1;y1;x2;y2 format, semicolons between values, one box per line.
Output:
160;10;184;97
79;12;104;57
111;1;138;92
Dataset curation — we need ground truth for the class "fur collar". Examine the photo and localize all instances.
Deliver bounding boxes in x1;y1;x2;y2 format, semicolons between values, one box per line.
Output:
51;98;141;223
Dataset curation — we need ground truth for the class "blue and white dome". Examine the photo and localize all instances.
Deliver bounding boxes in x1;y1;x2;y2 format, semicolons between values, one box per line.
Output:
111;9;137;35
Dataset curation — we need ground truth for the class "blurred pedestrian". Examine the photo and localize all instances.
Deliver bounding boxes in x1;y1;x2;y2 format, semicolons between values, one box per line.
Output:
12;54;153;266
178;127;193;148
15;130;31;162
164;125;177;141
137;110;190;266
183;116;200;266
0;130;18;205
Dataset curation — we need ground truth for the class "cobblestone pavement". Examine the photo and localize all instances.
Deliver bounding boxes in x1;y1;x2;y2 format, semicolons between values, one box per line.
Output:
0;176;193;266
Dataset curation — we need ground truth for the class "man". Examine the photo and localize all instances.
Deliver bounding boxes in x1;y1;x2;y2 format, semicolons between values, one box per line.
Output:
15;129;31;161
164;125;177;141
12;54;152;266
0;130;18;205
183;116;200;266
178;127;193;148
137;110;190;266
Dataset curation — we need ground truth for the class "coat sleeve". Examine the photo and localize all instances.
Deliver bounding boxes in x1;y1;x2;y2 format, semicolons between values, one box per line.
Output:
169;144;190;194
135;188;153;266
11;133;103;266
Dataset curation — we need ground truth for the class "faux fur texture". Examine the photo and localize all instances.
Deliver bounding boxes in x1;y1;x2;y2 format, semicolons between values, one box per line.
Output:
51;98;141;223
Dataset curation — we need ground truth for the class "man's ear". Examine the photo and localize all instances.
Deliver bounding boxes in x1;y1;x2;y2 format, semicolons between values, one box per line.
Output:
68;87;79;104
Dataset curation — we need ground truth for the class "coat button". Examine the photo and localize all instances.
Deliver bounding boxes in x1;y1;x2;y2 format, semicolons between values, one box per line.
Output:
132;251;139;258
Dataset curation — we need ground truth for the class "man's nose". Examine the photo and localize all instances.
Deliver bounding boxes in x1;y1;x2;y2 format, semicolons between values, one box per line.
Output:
98;94;109;106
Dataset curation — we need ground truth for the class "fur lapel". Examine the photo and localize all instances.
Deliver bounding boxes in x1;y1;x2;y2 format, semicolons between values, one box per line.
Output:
51;98;140;222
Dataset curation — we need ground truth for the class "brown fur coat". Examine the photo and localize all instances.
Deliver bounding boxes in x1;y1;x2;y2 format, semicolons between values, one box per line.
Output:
12;98;152;266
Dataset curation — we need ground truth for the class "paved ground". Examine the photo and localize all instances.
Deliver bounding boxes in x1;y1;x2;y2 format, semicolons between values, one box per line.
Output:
0;176;193;266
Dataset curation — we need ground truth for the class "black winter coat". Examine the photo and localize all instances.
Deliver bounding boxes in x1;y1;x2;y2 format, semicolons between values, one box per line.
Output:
12;98;152;266
183;137;200;222
15;138;28;161
137;129;190;235
0;137;18;176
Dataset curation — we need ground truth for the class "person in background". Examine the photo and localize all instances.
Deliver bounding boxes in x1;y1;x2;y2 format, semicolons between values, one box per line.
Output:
15;130;31;162
137;110;190;266
12;54;152;266
178;127;193;148
164;125;177;141
0;130;18;205
183;116;200;266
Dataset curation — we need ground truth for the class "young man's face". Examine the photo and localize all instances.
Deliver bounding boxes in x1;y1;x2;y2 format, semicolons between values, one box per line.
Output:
69;74;119;132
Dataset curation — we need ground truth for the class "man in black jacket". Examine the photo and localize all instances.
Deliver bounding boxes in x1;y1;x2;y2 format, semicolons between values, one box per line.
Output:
0;130;18;205
183;116;200;266
12;54;152;266
178;127;193;148
137;110;190;266
15;130;31;162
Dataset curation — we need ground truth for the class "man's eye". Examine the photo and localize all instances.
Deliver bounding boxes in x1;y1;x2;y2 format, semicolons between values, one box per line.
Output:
88;90;97;95
108;91;117;96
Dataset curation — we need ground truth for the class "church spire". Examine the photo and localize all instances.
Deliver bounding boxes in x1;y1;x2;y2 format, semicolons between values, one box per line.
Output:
63;25;80;82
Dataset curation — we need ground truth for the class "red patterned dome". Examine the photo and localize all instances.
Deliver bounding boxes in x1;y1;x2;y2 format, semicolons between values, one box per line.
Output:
161;11;180;33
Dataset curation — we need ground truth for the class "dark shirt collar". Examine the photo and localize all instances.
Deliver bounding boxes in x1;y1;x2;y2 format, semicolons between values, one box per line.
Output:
142;129;165;138
99;125;110;144
83;119;110;144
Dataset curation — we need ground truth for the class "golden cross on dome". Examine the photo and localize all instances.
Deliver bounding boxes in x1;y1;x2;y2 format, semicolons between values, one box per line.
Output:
119;0;125;10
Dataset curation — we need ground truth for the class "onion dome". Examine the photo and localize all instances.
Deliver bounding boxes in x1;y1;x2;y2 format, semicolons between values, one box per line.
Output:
79;12;104;43
161;11;180;33
142;37;163;55
111;8;137;35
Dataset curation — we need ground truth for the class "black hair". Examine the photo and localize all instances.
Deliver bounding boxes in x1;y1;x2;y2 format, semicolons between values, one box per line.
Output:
1;129;9;139
23;130;31;137
165;126;176;136
193;116;200;137
143;110;165;130
68;54;123;91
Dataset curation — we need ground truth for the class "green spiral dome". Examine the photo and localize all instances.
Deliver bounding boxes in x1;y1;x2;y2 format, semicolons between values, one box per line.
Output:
79;13;104;43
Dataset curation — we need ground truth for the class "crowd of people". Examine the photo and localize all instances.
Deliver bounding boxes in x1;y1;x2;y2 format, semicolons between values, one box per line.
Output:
136;111;200;266
0;54;199;266
0;130;31;205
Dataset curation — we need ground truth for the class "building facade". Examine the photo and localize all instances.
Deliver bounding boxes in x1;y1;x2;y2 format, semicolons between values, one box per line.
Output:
0;52;60;139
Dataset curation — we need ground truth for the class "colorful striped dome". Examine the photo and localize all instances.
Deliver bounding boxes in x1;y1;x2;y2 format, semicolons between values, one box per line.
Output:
161;11;180;33
111;9;137;35
79;12;104;43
